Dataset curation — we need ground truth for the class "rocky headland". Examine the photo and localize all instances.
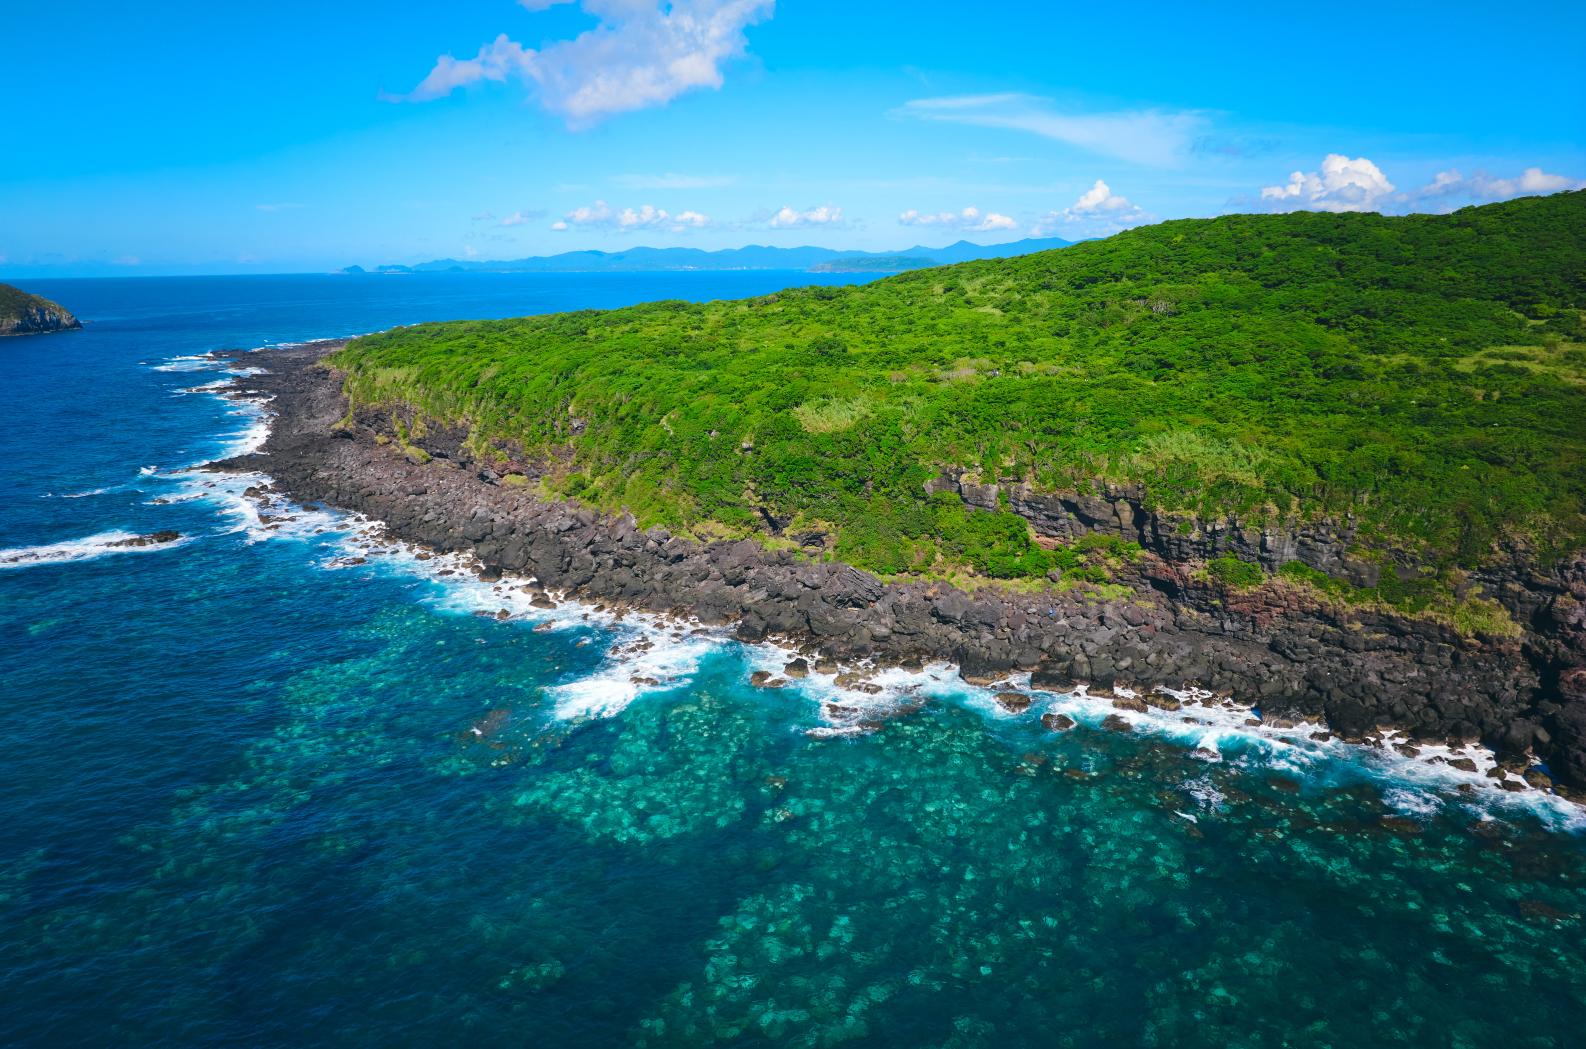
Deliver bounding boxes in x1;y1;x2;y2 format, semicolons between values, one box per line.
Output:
213;342;1586;796
0;282;82;336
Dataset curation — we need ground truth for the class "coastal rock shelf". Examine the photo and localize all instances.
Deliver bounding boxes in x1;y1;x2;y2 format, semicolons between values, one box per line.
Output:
216;343;1586;796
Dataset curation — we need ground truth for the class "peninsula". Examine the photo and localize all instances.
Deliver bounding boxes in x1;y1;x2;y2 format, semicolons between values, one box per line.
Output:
224;191;1586;791
0;283;81;336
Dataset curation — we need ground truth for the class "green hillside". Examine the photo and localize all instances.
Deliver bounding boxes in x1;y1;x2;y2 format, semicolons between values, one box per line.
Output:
333;192;1586;600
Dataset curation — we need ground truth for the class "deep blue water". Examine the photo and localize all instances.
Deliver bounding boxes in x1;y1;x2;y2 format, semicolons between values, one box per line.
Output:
2;273;1584;1047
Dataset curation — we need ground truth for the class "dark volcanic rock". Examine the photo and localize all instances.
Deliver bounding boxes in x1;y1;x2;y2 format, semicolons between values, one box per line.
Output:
209;342;1586;791
1041;712;1076;732
108;530;181;548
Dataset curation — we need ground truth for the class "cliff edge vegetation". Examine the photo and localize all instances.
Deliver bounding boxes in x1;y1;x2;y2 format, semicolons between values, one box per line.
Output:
0;283;81;336
332;192;1586;612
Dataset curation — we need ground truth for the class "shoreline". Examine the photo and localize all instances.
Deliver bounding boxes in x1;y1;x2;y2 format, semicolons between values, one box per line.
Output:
210;340;1586;798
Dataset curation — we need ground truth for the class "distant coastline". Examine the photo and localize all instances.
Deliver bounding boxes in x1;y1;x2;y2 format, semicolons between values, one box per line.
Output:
342;236;1073;276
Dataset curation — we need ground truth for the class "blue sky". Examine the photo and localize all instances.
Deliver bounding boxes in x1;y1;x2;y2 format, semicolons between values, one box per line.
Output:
3;0;1583;275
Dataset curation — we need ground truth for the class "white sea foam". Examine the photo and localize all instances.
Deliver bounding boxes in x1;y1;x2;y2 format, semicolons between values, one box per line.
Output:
375;542;731;721
42;484;124;500
0;530;187;570
151;354;223;373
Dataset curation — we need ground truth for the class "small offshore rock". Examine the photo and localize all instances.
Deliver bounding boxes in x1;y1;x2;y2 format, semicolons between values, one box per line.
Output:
996;692;1032;714
1041;712;1076;732
108;530;182;548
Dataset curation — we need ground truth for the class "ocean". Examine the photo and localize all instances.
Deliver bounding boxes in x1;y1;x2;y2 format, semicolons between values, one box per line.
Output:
2;272;1583;1047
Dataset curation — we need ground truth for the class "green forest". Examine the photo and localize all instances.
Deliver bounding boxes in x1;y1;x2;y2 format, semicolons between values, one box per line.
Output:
333;191;1586;614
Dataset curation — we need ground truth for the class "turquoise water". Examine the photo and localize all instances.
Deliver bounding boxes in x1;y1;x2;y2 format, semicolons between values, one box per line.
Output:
2;274;1584;1047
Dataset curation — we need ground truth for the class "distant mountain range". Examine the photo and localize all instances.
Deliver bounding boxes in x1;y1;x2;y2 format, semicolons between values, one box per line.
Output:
343;237;1073;276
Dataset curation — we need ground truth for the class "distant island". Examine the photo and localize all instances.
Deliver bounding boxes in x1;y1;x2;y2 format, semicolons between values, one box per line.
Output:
0;283;81;336
343;236;1073;276
231;191;1586;794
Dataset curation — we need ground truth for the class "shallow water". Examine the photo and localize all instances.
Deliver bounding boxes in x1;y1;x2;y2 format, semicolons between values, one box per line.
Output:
2;274;1584;1047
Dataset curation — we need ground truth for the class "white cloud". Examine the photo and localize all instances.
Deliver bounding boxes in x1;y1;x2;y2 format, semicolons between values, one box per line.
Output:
399;0;774;125
767;204;844;229
498;211;535;227
1255;156;1582;214
613;172;735;189
1031;180;1152;236
1409;166;1584;205
898;206;1017;233
1260;154;1395;213
472;210;497;222
897;94;1203;167
552;199;711;231
255;202;303;213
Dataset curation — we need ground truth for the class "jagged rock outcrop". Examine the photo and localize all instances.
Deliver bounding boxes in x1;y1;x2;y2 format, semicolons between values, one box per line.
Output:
0;283;82;336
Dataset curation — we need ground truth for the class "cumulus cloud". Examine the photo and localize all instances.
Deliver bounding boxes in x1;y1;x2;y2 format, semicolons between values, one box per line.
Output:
1031;180;1152;236
1409;166;1584;205
1256;156;1582;214
551;199;711;231
766;205;844;229
398;0;774;125
897;94;1203;167
1260;154;1395;213
898;206;1017;233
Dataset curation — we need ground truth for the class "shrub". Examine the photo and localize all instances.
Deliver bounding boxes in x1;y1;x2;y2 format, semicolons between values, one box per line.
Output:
1208;555;1264;588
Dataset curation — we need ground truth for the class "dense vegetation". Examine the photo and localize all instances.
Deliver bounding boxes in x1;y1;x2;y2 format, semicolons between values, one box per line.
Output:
335;192;1586;602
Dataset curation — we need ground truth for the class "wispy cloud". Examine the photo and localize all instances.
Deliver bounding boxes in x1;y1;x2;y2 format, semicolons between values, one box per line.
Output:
613;172;736;190
897;94;1204;167
551;200;712;231
255;202;304;213
498;209;546;227
395;0;775;126
898;206;1016;233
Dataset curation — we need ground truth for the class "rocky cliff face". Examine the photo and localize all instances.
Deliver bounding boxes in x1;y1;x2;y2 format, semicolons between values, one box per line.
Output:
0;283;82;336
214;344;1586;794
